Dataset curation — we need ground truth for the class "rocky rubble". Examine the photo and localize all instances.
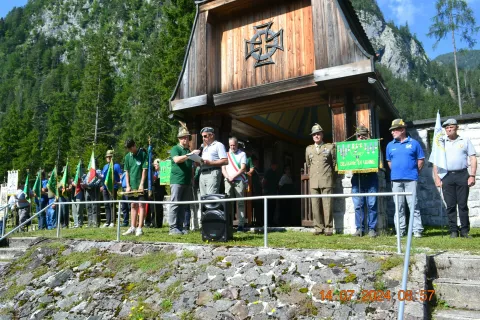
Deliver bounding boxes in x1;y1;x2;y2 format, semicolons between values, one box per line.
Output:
0;239;426;319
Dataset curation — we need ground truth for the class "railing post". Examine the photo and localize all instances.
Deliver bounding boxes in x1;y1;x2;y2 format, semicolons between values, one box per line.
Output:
398;186;416;320
395;193;401;254
116;200;122;241
56;202;62;238
264;197;268;248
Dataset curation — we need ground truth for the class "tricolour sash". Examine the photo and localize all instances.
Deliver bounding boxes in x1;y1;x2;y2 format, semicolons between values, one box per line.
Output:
227;151;247;182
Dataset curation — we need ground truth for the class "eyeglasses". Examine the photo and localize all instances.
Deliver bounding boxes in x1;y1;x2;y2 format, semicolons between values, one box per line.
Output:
202;135;210;138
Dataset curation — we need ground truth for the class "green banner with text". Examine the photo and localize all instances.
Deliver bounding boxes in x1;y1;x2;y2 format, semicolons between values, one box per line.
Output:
160;161;171;185
336;139;381;174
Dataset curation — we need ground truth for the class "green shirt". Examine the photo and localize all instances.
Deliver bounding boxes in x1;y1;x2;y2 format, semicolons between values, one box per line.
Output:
170;144;192;185
124;148;148;190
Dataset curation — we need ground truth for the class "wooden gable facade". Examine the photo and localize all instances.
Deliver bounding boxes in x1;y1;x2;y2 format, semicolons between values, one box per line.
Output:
170;0;399;227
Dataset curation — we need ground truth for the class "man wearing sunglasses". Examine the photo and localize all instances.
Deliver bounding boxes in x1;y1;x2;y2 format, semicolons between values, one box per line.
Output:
199;127;228;196
305;123;336;236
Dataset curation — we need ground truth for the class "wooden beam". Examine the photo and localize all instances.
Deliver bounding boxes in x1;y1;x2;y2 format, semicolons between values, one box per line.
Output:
313;60;373;83
200;0;238;12
171;94;208;111
214;75;317;106
329;93;347;142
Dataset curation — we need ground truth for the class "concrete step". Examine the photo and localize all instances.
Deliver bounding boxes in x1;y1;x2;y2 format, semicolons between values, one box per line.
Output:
431;253;480;280
433;309;480;320
8;237;40;249
435;278;480;311
0;247;27;260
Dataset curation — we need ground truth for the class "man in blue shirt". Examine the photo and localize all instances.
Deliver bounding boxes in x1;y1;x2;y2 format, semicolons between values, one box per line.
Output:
386;119;425;238
34;171;48;230
100;150;122;228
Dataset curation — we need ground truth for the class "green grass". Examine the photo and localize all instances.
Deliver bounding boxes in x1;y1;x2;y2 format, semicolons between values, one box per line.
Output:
7;226;480;254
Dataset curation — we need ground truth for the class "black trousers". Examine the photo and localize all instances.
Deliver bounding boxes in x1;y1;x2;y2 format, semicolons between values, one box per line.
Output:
102;188;117;225
442;170;470;234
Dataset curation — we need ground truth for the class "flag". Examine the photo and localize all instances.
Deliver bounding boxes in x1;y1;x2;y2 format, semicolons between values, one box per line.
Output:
147;142;153;197
32;170;41;199
73;160;83;196
86;151;96;183
23;173;29;200
105;161;114;193
428;111;448;179
47;166;58;198
60;161;69;196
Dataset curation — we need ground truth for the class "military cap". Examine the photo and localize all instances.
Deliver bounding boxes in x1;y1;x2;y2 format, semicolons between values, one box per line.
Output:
389;119;407;131
177;126;190;138
153;158;161;165
310;123;323;135
105;150;114;157
442;118;458;127
356;126;369;136
200;127;214;134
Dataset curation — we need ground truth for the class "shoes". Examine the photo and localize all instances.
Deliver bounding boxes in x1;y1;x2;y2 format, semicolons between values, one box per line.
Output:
413;232;422;238
237;226;245;232
182;230;189;235
460;232;471;238
368;230;377;238
450;231;458;238
353;230;363;237
169;229;183;235
135;227;143;236
101;223;109;228
122;227;135;236
108;223;114;228
313;229;324;236
325;228;333;236
121;223;129;227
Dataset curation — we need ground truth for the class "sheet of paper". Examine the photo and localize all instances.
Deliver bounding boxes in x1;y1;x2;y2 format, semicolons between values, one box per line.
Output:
187;153;203;163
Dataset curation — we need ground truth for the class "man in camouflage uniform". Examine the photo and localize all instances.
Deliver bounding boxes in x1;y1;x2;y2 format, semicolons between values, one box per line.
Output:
305;123;336;236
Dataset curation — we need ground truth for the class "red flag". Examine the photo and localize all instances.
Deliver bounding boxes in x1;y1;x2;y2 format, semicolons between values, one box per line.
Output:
86;151;96;183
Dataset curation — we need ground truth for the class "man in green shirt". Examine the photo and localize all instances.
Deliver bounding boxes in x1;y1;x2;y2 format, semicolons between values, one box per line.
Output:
122;138;148;237
169;124;200;235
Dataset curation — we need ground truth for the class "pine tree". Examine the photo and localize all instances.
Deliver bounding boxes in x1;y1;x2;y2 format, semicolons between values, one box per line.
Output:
428;0;480;115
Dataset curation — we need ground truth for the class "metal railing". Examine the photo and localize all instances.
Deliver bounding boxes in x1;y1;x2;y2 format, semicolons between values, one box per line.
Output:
0;191;416;320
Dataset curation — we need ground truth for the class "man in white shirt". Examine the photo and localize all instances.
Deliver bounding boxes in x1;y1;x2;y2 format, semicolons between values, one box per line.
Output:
199;127;228;196
222;137;247;231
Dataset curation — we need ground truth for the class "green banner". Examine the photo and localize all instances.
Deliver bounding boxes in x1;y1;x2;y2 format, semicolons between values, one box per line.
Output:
336;139;380;174
160;161;171;185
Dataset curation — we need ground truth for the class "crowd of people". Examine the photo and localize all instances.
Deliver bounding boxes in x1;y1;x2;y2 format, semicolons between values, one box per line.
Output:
2;118;476;239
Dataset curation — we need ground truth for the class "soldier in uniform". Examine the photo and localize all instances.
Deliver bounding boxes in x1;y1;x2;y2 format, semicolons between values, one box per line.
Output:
305;123;336;236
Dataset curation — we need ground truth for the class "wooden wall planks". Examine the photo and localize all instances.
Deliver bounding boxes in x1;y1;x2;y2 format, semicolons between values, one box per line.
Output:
174;0;371;102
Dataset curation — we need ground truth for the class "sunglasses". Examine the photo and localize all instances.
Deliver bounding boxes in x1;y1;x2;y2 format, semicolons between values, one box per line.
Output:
202;135;210;138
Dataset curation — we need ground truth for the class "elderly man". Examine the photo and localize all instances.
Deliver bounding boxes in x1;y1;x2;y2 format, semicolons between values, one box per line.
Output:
199;127;228;196
222;137;247;231
169;124;200;235
386;119;425;238
352;126;378;237
305;123;336;236
434;119;476;238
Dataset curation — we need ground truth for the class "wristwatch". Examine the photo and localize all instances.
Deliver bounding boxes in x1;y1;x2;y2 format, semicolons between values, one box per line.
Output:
470;175;475;178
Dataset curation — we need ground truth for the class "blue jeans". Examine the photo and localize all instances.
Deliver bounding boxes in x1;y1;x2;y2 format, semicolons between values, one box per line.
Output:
352;173;378;232
391;180;423;234
46;198;56;229
36;197;48;230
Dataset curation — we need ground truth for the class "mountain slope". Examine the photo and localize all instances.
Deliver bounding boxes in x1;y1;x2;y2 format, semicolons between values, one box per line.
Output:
434;50;480;70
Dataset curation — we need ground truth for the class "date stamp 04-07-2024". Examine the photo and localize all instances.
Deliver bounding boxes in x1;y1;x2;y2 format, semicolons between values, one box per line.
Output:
319;289;435;303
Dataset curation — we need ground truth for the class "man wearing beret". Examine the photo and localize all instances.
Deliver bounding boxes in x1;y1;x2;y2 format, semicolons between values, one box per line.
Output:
386;119;424;238
433;119;476;238
199;127;228;196
352;126;378;237
305;123;336;236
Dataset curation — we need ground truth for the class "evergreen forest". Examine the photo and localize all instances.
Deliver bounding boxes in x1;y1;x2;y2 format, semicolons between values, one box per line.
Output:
0;0;479;181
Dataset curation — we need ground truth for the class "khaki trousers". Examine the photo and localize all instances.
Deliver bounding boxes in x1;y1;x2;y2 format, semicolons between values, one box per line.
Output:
310;187;333;232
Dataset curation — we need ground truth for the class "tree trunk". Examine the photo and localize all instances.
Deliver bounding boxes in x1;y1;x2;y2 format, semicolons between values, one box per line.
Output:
450;13;462;115
94;63;102;146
